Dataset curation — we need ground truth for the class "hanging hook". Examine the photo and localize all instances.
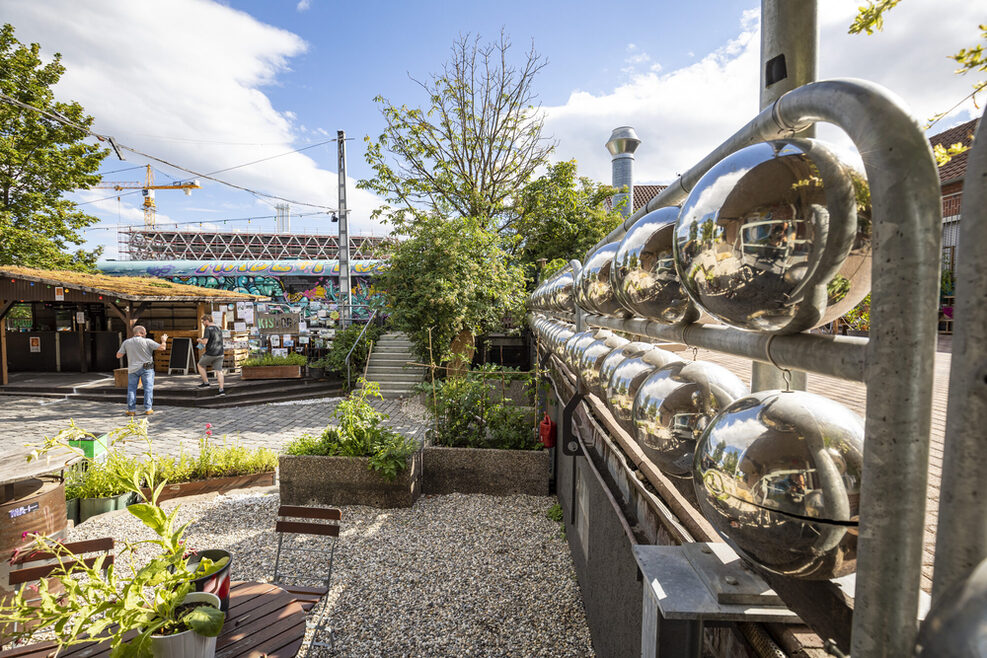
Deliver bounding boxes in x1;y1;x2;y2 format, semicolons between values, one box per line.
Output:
765;334;793;392
691;346;699;362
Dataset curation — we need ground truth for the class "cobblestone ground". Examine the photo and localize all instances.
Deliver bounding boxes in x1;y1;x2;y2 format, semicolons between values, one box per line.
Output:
0;395;427;457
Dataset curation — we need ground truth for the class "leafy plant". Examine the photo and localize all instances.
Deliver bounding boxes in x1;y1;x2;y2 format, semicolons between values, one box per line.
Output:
242;351;307;367
282;380;417;480
5;420;226;656
546;502;565;539
322;322;384;378
842;293;871;332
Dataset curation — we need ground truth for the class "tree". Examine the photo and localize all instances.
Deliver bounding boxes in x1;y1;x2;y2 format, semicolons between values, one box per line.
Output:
359;32;553;234
0;23;106;271
377;215;526;364
508;159;625;274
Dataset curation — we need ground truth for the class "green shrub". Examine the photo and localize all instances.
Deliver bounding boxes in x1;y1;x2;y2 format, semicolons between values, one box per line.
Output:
421;369;538;450
282;380;417;480
242;352;307;367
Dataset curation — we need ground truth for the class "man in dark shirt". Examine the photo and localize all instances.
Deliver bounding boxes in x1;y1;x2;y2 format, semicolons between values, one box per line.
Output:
196;314;227;396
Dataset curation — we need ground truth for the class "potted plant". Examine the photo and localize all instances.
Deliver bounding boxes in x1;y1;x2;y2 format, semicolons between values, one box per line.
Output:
307;356;326;379
240;351;307;380
4;420;228;657
279;379;421;508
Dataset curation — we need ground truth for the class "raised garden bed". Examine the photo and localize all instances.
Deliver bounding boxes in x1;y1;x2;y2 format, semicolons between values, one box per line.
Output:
279;451;423;508
241;365;303;380
423;446;549;496
139;471;276;503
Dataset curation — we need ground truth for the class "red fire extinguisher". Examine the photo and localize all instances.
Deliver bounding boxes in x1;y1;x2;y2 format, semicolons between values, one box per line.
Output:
539;412;557;449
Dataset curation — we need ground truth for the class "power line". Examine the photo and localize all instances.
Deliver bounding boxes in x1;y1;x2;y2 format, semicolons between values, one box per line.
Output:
75;189;144;206
82;210;331;232
0;92;339;212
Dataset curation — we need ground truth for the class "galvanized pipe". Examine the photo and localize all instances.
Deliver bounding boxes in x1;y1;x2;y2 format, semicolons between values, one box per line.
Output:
931;113;987;605
582;313;866;382
578;79;939;656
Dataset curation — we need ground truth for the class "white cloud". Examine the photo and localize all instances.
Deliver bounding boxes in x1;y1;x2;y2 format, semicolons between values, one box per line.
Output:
296;0;311;11
544;1;983;186
3;0;388;256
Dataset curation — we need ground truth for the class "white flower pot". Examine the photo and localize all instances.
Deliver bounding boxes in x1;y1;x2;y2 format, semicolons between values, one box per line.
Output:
150;592;221;658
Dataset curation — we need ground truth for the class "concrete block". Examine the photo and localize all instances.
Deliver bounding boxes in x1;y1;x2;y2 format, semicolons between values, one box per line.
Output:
422;445;549;496
278;450;422;509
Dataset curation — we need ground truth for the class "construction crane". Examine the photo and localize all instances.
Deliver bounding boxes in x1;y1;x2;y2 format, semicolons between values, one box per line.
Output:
93;164;201;228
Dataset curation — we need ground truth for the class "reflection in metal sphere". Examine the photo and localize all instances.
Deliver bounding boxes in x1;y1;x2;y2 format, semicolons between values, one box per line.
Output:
604;346;685;433
576;333;628;392
613;207;700;324
563;330;598;370
598;342;654;400
915;556;987;657
576;242;629;317
693;390;864;580
633;361;747;477
674;139;872;333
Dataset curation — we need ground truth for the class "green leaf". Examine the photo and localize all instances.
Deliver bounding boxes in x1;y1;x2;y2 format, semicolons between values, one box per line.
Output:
184;604;226;637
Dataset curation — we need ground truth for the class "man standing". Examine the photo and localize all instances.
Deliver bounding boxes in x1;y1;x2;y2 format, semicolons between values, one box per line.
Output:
196;314;226;396
116;326;167;416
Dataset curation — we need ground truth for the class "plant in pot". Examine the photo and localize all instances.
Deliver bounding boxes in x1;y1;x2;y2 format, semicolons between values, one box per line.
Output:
4;419;229;657
307;356;327;379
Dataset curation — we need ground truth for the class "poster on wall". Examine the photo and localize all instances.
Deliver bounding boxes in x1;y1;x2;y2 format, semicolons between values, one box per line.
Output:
298;336;309;345
29;336;40;353
54;287;64;301
242;307;254;324
270;335;281;347
298;321;307;332
282;335;294;348
234;321;247;333
76;311;85;324
272;348;288;358
236;302;248;319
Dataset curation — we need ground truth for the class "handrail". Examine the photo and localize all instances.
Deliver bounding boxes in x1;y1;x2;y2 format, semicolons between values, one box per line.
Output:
545;78;940;657
344;309;378;388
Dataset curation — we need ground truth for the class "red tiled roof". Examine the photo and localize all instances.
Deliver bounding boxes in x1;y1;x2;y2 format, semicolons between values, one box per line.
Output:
929;118;979;184
633;184;667;211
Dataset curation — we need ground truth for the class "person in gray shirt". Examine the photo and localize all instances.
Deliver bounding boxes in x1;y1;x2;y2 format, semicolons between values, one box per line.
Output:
116;326;167;415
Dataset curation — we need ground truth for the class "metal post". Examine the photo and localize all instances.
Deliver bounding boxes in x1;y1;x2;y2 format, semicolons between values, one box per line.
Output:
931;112;987;604
753;0;816;393
337;130;352;328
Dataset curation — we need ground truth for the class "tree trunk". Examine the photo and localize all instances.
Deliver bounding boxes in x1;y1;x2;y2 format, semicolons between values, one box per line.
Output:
447;330;475;378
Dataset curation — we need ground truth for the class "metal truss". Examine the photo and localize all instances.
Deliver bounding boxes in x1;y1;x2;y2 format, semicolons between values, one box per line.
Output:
119;228;388;261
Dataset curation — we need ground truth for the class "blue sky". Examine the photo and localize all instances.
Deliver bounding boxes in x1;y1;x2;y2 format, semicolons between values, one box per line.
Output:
2;0;982;258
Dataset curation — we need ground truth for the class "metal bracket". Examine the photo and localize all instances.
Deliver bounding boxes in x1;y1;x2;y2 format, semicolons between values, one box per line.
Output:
561;389;585;456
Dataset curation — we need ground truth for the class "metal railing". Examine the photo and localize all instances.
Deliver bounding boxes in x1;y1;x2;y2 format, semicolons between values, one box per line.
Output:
344;308;378;388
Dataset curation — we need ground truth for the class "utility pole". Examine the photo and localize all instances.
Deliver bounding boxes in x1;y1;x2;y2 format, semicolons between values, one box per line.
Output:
337;130;352;328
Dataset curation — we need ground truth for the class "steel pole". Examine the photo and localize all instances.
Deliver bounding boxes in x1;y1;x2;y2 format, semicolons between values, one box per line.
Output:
337;130;352;328
931;113;987;604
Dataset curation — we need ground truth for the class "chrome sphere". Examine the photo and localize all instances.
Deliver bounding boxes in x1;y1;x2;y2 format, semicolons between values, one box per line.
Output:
576;242;628;317
674;139;872;333
551;272;575;312
915;556;987;657
563;330;598;370
613;207;700;324
633;360;747;477
693;389;864;580
604;347;684;434
598;342;654;400
576;333;628;392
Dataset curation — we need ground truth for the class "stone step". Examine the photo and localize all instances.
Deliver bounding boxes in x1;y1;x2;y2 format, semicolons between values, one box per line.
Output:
375;336;413;345
364;373;422;383
373;345;414;354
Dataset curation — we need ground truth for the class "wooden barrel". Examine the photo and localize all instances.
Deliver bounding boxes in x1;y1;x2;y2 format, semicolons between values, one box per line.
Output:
0;476;66;595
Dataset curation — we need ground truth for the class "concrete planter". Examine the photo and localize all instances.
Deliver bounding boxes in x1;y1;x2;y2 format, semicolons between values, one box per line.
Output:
241;365;303;380
139;472;275;503
423;445;549;496
278;451;422;508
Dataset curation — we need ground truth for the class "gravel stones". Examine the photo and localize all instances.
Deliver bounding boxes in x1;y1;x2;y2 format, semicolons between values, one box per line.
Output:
68;488;595;657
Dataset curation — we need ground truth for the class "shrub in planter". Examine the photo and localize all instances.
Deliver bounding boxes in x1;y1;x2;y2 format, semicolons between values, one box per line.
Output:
241;352;307;367
5;420;227;657
322;323;384;378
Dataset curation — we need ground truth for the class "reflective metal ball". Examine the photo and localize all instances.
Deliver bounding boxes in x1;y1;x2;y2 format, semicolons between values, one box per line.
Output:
915;556;987;657
598;342;654;400
604;346;685;433
576;242;629;317
674;139;872;333
576;333;628;392
632;360;747;477
613;207;700;324
693;389;864;580
563;330;598;370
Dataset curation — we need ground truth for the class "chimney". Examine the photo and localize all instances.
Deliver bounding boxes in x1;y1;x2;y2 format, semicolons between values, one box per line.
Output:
606;126;641;218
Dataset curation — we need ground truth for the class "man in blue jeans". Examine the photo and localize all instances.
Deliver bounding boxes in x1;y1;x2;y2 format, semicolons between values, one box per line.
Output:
116;326;167;415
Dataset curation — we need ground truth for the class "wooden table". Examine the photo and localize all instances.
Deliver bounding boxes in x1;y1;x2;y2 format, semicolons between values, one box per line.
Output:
0;581;310;658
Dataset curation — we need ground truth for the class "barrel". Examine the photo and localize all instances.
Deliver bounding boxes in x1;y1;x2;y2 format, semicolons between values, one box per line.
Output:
1;476;67;595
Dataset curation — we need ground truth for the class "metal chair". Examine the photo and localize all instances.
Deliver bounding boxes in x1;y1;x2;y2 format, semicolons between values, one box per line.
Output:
272;505;341;653
3;537;115;648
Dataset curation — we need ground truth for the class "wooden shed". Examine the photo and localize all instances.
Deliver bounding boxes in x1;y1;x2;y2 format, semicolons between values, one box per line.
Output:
0;266;261;384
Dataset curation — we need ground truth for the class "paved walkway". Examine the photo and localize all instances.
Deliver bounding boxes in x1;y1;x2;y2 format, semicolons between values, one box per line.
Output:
0;395;427;458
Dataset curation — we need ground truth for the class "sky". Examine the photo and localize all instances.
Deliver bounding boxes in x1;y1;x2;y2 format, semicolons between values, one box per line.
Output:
2;0;983;260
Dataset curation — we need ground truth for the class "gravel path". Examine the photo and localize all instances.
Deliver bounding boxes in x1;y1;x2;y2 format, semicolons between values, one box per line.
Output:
68;488;595;657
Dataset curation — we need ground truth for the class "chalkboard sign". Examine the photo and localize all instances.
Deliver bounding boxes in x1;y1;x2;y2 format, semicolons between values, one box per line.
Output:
168;337;195;375
257;312;300;335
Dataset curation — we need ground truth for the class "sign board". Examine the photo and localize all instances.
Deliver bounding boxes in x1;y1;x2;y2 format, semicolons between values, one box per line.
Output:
257;312;300;335
29;336;40;353
168;337;195;375
54;287;65;301
272;348;288;358
76;311;85;324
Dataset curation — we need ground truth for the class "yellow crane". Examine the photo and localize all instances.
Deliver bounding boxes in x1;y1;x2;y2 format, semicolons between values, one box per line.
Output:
93;164;201;228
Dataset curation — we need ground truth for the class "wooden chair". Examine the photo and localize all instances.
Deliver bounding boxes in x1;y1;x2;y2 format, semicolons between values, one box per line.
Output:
2;537;115;648
272;505;341;653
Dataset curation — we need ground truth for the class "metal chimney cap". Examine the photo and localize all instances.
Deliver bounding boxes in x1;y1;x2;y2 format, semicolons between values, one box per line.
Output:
606;126;642;156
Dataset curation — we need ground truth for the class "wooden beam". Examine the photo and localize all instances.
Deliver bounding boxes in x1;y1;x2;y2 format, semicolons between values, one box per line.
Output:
0;299;8;386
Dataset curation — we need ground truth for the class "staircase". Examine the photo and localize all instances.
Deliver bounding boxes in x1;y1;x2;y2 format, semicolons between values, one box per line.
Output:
363;333;424;398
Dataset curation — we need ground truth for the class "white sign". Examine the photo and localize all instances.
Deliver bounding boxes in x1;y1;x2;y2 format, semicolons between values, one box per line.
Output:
298;336;309;345
76;311;85;324
272;348;288;358
298;321;308;332
29;336;41;353
54;287;65;301
234;321;247;333
269;335;280;347
241;307;254;324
